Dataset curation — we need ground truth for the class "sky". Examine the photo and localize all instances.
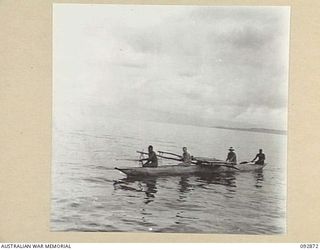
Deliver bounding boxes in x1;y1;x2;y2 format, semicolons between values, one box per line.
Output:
54;5;290;130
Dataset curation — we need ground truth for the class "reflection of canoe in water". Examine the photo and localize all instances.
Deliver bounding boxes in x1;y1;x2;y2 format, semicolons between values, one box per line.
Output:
115;163;266;177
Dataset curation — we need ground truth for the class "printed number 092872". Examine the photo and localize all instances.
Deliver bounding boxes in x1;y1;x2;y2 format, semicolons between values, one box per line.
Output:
300;244;319;248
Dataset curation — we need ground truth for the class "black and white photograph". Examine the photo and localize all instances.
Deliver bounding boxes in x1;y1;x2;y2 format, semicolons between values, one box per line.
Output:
52;4;290;234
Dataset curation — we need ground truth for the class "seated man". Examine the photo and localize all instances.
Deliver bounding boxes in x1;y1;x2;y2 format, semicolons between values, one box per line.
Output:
226;147;237;164
139;145;158;168
251;149;266;165
181;147;192;165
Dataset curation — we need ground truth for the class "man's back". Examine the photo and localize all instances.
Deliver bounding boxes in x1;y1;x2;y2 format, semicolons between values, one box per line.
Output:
149;151;158;166
227;152;237;163
256;153;265;164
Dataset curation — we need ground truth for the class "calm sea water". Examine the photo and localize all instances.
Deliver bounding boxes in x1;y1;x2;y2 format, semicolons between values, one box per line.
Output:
51;117;286;234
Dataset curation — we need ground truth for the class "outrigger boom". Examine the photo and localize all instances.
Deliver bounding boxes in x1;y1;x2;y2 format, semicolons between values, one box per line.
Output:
136;150;237;169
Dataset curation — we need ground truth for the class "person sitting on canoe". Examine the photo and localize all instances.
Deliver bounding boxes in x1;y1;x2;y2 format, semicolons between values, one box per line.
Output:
251;149;265;165
139;145;158;168
226;147;237;164
181;147;192;165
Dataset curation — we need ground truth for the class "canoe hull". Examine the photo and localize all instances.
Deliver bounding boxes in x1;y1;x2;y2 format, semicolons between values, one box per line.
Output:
116;163;266;177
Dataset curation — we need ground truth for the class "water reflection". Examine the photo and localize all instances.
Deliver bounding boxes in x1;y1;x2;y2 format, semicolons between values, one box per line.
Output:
143;178;157;204
113;170;264;208
114;172;239;203
177;176;193;202
253;169;264;188
195;172;238;199
196;172;237;188
113;177;158;204
178;176;193;193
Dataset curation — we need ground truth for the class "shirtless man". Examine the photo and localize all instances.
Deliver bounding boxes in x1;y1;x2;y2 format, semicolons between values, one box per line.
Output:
181;147;192;165
139;145;158;167
251;149;266;165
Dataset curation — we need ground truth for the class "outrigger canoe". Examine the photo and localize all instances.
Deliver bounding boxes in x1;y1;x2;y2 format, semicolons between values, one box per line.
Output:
115;163;266;177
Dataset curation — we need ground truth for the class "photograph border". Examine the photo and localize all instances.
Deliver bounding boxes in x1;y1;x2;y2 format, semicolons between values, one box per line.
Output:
1;0;320;242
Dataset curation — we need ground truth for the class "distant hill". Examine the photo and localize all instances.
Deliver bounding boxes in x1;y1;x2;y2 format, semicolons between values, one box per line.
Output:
63;104;287;135
213;126;287;135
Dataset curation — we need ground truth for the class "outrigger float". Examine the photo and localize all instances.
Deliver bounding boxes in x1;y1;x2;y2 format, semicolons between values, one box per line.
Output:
115;150;266;177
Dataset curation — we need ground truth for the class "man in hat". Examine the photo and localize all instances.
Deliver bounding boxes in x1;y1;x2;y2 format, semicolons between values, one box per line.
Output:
226;147;237;164
139;145;158;168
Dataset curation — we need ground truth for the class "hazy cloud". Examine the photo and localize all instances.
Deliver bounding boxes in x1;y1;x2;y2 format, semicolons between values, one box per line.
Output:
54;5;290;130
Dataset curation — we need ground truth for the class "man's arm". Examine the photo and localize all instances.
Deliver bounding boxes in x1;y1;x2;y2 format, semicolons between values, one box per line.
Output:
230;154;236;162
139;157;150;163
251;154;258;162
226;153;230;161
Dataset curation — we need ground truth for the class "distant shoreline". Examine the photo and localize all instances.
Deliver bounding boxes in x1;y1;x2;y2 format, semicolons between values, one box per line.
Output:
212;126;287;135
